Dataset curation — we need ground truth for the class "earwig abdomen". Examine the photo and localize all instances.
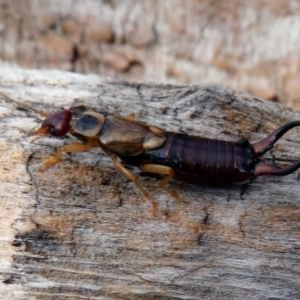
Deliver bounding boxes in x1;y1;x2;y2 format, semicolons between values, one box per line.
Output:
138;133;255;184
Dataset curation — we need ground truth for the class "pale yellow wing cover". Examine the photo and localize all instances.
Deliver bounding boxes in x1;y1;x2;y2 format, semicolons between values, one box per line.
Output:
99;116;166;156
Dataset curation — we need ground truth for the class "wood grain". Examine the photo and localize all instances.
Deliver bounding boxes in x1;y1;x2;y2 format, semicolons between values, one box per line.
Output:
1;0;300;107
0;65;300;299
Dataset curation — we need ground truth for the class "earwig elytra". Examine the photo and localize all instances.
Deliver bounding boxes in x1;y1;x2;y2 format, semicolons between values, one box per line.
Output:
28;105;300;214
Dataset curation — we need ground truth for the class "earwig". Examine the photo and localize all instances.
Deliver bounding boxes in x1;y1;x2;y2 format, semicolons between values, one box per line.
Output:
30;106;300;214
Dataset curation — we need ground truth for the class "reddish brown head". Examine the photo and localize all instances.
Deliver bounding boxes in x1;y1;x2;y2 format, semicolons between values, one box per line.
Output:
31;110;73;137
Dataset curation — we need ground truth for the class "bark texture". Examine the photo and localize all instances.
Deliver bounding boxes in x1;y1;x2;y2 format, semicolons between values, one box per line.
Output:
1;0;300;108
0;65;300;299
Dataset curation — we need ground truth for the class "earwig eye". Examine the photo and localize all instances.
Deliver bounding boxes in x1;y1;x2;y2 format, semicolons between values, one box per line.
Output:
49;126;56;136
41;123;57;136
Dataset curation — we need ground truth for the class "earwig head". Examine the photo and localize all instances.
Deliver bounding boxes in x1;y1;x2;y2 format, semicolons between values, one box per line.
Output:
31;110;73;137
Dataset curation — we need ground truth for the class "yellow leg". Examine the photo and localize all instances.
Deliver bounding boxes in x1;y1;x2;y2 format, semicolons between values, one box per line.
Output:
140;164;186;203
125;113;135;121
110;154;158;215
39;142;94;171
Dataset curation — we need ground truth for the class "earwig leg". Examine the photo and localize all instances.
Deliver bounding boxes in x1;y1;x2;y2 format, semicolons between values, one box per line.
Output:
125;113;135;121
109;154;158;215
140;164;186;203
39;142;94;171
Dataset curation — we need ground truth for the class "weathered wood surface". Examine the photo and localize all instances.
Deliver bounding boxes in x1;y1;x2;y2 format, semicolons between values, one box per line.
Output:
1;0;300;107
0;65;300;299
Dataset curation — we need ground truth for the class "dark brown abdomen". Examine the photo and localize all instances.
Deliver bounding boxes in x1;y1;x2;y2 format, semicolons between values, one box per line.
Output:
141;132;255;184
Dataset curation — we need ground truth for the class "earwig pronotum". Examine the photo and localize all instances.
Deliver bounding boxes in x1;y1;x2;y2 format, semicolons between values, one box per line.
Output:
28;105;300;213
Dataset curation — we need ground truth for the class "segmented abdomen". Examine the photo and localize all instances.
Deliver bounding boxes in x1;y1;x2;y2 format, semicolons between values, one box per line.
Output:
142;132;255;184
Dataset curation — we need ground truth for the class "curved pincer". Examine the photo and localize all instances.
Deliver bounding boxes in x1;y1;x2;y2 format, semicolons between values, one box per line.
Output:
252;121;300;177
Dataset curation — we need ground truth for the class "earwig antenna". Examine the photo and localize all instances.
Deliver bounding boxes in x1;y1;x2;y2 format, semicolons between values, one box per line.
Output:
0;91;49;118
